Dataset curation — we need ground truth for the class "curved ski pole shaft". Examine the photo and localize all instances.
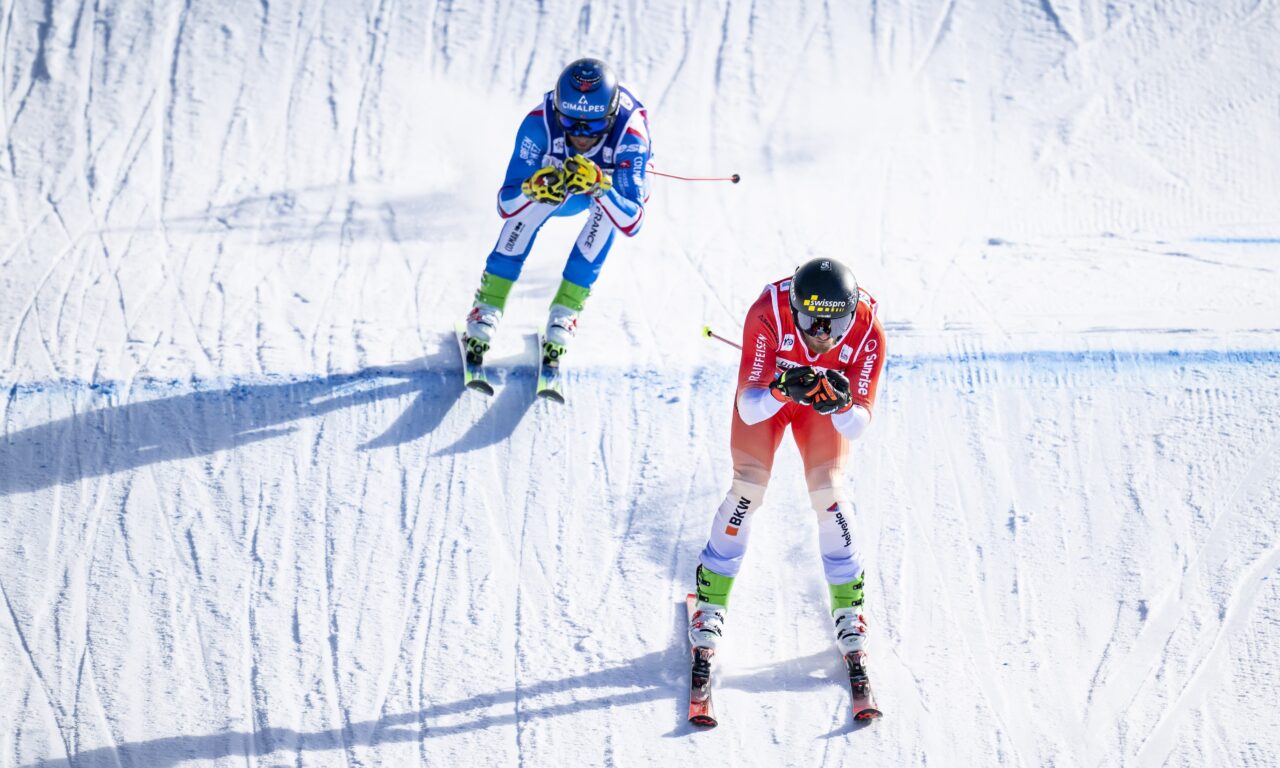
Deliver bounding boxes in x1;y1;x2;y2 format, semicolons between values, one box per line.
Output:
650;169;741;183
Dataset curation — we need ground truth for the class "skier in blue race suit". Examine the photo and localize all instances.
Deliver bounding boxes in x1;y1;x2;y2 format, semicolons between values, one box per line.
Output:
462;58;651;369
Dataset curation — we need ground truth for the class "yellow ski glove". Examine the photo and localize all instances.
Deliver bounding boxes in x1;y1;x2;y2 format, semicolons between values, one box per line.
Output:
562;156;613;198
521;166;567;204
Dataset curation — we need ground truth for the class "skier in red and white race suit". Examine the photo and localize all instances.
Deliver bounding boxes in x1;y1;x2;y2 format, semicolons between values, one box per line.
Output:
689;257;886;658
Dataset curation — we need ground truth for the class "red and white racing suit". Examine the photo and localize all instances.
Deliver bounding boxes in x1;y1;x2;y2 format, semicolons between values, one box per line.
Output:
698;277;886;584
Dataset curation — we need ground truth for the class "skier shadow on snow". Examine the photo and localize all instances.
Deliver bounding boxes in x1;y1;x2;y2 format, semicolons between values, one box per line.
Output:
433;333;544;456
23;609;854;767
0;348;468;497
431;370;540;455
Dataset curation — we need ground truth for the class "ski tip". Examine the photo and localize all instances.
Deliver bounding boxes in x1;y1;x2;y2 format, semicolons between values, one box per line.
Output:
688;692;717;728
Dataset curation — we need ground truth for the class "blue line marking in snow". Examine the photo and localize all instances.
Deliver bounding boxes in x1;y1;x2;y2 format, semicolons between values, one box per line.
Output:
1189;236;1280;244
891;348;1280;370
4;349;1280;398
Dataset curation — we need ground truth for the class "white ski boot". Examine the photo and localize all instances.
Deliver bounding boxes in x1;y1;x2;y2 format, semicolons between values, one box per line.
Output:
832;606;868;655
464;302;502;363
542;303;577;366
688;601;728;650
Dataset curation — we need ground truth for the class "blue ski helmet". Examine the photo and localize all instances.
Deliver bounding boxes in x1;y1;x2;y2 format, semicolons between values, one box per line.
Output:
554;58;620;137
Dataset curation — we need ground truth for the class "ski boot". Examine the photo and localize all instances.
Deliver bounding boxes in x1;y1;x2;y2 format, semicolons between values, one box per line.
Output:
464;302;501;365
688;565;734;714
536;303;575;400
689;564;734;649
833;606;868;654
536;280;590;401
541;280;591;367
541;303;577;368
463;271;515;365
830;573;868;654
831;574;881;720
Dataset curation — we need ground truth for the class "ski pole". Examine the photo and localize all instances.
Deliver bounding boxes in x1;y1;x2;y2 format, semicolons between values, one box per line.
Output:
651;170;741;184
701;325;742;350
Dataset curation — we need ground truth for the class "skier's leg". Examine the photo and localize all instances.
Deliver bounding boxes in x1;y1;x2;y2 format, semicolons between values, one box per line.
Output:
543;201;617;364
699;408;788;579
791;407;859;583
464;202;559;353
485;198;564;277
690;408;789;648
793;408;868;653
697;479;769;585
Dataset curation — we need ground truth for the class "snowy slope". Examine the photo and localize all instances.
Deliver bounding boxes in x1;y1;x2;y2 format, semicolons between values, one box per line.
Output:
2;1;1279;766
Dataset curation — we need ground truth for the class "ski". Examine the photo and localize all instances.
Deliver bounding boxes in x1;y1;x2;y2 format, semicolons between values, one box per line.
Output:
844;650;882;722
685;593;718;727
535;332;566;403
454;322;495;395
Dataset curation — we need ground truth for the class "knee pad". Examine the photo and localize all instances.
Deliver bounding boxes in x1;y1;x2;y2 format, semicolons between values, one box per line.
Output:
808;483;844;514
731;478;768;500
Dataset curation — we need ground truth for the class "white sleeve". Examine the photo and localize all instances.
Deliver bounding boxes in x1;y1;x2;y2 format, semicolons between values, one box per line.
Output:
831;405;872;440
736;387;785;425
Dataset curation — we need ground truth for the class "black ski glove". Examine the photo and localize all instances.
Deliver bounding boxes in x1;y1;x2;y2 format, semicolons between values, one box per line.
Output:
810;370;854;415
771;366;820;404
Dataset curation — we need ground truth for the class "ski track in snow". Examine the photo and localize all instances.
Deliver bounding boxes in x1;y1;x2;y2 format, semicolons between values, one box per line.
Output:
4;351;1278;766
3;0;1280;766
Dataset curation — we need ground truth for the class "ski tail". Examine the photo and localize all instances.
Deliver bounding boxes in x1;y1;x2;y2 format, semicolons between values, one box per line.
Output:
688;679;716;726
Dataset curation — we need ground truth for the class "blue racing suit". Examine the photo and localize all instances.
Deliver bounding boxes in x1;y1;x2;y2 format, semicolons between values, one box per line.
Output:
483;86;651;290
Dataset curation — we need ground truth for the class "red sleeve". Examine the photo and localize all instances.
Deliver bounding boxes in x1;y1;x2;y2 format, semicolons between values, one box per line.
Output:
736;290;780;395
842;314;886;411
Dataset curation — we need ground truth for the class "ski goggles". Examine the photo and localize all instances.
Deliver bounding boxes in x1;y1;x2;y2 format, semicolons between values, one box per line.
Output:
795;310;855;341
557;112;613;137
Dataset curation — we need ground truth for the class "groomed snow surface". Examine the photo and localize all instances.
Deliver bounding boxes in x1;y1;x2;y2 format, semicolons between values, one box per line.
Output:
3;1;1279;766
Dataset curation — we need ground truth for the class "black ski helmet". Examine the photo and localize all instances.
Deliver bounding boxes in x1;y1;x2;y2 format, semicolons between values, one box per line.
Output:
554;58;620;137
789;258;859;341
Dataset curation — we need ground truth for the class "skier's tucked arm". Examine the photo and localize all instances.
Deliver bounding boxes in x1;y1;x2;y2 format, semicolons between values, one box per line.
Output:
738;387;785;424
594;110;650;236
831;405;872;440
735;292;785;425
831;316;886;440
496;108;554;217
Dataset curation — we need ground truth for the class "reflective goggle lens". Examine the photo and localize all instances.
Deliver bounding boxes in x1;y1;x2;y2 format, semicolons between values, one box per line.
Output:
795;311;854;340
557;113;611;136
